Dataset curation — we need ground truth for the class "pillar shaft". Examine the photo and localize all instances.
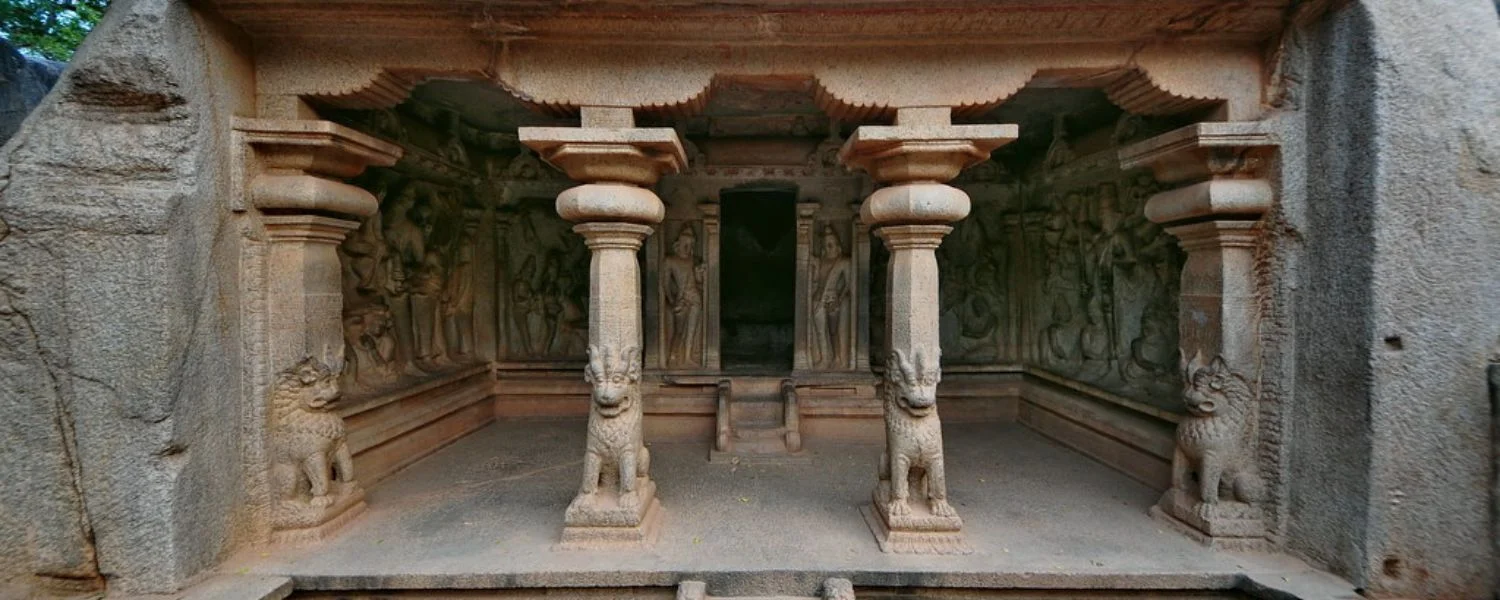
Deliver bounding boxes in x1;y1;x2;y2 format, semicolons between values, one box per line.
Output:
841;108;1016;555
579;222;652;351
879;225;950;361
520;110;685;548
1119;121;1279;550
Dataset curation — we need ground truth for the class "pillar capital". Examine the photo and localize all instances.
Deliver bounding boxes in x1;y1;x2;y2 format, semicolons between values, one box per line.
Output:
555;183;666;225
839;108;1016;186
236;118;402;218
573;222;653;252
1119;121;1279;225
262;214;361;245
861;183;971;228
874;224;952;251
519;114;687;188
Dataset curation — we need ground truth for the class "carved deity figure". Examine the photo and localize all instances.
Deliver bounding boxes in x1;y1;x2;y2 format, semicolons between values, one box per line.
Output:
1172;353;1264;506
343;305;398;389
550;273;588;358
442;234;475;360
811;226;852;369
409;237;447;369
575;345;652;509
1125;300;1177;381
382;186;424;375
271;357;357;515
878;349;956;518
512;256;549;358
1043;113;1075;170
662;227;704;367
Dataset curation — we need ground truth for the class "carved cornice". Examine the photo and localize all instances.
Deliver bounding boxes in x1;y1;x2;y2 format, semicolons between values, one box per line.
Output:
1102;69;1222;117
238;1;1274;120
215;1;1290;45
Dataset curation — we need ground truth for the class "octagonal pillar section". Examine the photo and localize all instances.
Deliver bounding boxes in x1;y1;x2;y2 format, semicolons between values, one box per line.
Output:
841;107;1016;554
1119;122;1279;550
520;107;686;549
236;118;402;544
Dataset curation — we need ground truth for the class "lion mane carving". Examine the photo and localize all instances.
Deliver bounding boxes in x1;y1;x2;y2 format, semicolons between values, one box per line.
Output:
578;344;651;508
271;357;356;510
879;348;956;518
1173;352;1263;505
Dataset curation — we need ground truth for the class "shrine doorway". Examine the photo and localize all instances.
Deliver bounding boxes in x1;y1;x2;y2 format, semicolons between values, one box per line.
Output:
718;183;798;372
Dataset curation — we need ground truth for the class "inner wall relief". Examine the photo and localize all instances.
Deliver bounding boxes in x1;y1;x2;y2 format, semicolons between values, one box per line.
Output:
502;195;591;363
339;169;485;396
1024;162;1183;411
934;124;1185;413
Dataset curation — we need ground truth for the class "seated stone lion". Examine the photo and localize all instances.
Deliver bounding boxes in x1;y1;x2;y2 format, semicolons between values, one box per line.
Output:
271;357;356;511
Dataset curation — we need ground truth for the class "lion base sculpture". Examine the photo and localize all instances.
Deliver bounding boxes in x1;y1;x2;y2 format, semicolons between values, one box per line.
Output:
1151;353;1266;551
863;349;972;555
557;344;664;550
268;357;367;545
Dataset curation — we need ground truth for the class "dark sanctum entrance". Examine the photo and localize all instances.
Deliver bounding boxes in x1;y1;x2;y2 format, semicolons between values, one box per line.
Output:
719;185;798;371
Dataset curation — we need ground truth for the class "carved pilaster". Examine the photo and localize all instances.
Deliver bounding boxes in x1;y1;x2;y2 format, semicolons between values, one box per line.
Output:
520;106;685;549
853;201;873;372
701;204;722;371
794;202;819;372
842;107;1016;554
493;208;516;361
237;118;402;544
1119;121;1279;550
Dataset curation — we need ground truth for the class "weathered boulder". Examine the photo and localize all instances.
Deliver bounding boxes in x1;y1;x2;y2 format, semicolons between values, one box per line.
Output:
0;0;253;595
0;39;63;146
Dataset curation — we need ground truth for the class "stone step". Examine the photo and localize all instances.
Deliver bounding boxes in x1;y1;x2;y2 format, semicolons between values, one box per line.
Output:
731;399;785;426
677;578;854;600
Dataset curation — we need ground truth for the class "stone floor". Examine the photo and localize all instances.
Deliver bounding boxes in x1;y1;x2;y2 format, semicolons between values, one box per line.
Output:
224;420;1357;599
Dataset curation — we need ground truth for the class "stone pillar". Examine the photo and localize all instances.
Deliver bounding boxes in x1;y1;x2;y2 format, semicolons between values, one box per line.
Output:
520;107;686;549
840;107;1016;554
1119;122;1279;550
237;118;402;544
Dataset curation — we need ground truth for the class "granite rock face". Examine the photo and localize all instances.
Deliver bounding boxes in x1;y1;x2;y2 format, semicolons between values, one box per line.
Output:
0;39;63;146
1285;0;1500;597
0;0;253;594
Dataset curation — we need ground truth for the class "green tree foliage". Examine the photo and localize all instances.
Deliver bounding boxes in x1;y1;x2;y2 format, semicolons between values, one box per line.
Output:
0;0;108;61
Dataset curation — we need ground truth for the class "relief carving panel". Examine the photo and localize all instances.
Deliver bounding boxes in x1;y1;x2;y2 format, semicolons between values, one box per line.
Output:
333;102;497;395
1026;170;1184;409
501;195;591;363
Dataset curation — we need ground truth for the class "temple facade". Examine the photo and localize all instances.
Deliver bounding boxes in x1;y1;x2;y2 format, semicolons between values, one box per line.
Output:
1;1;1498;599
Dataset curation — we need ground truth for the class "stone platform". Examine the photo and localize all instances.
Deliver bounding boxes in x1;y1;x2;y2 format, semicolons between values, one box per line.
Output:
221;420;1353;599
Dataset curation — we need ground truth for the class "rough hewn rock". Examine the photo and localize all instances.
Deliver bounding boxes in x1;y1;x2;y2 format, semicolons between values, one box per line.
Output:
1284;1;1500;597
0;0;253;594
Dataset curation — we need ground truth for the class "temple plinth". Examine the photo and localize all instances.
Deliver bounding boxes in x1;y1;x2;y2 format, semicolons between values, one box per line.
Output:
841;107;1017;554
520;107;686;549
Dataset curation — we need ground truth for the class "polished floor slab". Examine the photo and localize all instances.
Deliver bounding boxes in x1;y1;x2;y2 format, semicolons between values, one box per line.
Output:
224;420;1355;599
